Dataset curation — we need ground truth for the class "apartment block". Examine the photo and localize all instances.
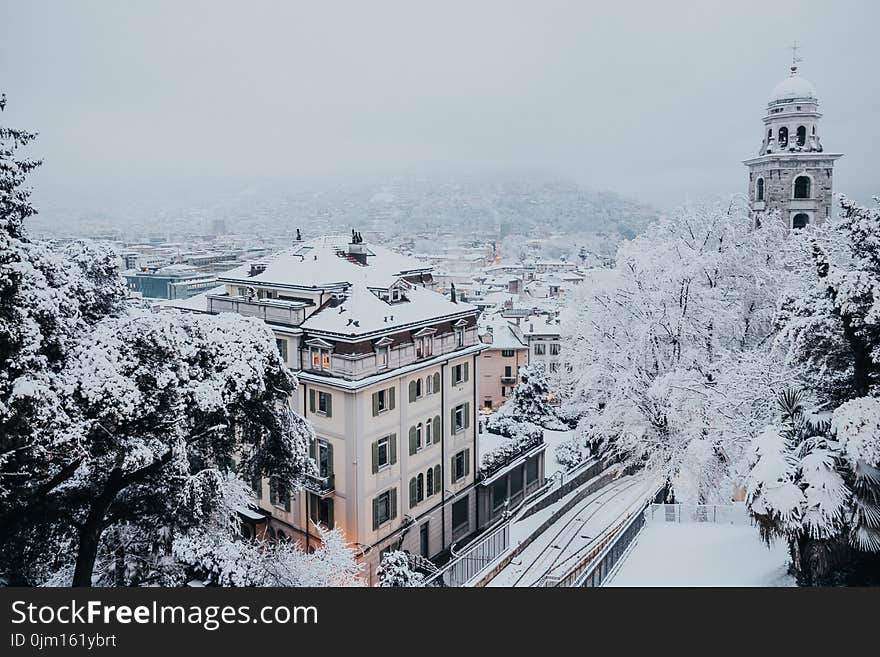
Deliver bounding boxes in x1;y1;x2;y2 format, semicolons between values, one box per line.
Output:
171;235;487;582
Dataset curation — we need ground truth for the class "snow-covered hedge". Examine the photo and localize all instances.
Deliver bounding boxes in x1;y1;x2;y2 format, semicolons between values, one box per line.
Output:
480;420;543;477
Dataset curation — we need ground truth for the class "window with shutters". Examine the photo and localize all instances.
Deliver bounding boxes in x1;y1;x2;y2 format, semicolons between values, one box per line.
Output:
373;488;397;529
550;343;560;356
453;403;469;433
416;423;423;450
534;343;546;355
501;349;514;358
452;362;469;385
425;417;432;446
410;474;425;508
309;493;333;527
426;466;434;496
452;449;470;482
316;439;332;478
317;391;332;416
276;338;288;363
455;327;464;347
425;374;433;395
374;387;394;415
377;436;390;470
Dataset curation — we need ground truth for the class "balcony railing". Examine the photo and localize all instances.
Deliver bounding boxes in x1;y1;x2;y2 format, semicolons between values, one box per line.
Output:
303;473;335;496
207;294;306;327
500;375;516;384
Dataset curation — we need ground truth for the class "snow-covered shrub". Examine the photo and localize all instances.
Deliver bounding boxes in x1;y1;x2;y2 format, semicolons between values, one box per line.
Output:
554;435;591;471
480;417;544;477
376;550;424;587
174;526;363;587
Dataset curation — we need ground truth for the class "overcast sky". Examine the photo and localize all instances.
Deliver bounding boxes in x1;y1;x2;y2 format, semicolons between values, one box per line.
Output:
2;0;878;211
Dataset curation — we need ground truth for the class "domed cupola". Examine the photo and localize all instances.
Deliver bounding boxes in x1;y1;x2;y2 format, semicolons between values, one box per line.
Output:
769;73;817;105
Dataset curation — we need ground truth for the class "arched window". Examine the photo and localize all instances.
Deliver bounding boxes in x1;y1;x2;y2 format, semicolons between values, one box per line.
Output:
792;213;809;229
767;128;772;141
425;417;433;445
416;422;423;449
756;178;764;201
794;175;811;199
425;375;432;395
426;467;434;496
415;378;422;398
778;126;788;148
417;473;424;502
796;126;806;147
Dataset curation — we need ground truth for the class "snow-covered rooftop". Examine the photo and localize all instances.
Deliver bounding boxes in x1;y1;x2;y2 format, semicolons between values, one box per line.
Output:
301;282;475;338
218;235;432;290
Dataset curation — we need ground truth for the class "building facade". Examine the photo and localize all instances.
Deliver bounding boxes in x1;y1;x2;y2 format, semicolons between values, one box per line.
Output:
478;320;528;411
172;236;487;583
743;58;843;229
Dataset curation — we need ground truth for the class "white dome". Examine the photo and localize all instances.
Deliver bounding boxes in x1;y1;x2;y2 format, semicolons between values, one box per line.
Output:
770;74;817;103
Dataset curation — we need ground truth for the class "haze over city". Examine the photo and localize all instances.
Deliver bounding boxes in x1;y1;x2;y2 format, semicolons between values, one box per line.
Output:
2;0;879;219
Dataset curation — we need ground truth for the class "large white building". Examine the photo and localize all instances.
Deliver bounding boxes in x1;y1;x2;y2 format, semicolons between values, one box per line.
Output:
171;235;488;582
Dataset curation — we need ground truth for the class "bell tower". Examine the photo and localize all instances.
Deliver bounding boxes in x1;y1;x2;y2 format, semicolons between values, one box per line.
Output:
743;44;843;229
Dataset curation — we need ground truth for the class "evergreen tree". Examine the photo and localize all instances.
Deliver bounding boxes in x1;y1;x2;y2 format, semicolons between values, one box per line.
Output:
0;94;331;586
488;363;561;430
377;550;425;587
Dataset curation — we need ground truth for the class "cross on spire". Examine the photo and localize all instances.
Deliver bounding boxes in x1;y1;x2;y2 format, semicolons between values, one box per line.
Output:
789;41;803;75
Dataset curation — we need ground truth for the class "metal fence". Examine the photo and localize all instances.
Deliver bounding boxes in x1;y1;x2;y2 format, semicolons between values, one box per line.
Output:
423;521;510;587
571;503;649;587
648;503;749;525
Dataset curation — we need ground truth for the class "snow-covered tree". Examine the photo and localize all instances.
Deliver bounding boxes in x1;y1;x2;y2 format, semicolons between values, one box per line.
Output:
0;95;322;586
1;95;128;560
487;363;562;431
376;550;425;587
557;199;795;502
747;197;880;583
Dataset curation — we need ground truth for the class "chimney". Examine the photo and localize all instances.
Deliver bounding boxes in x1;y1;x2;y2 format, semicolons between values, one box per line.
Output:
296;228;302;241
347;229;369;265
450;283;457;303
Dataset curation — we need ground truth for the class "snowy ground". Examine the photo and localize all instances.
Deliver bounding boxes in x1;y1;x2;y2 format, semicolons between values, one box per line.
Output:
607;520;794;587
542;428;574;477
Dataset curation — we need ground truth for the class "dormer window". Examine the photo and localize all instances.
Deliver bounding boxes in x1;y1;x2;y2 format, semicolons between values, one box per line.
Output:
307;339;334;371
391;288;400;302
416;336;433;359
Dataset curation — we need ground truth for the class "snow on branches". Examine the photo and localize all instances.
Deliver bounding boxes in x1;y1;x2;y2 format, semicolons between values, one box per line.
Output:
558;198;794;503
376;550;425;587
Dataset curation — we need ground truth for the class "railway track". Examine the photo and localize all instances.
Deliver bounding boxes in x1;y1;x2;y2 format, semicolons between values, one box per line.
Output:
505;475;648;587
